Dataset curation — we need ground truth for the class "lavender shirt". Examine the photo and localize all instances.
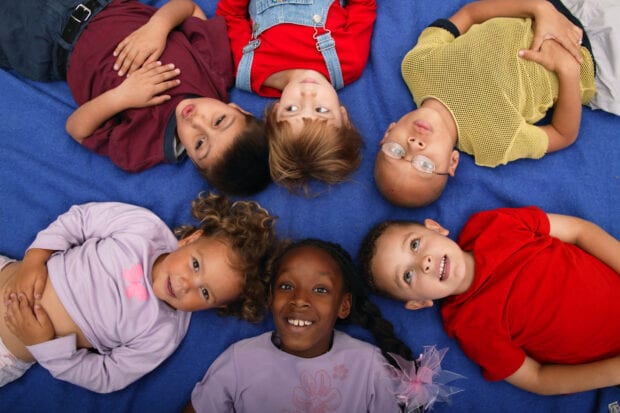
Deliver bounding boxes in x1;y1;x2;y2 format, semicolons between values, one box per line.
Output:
192;330;400;412
25;202;191;393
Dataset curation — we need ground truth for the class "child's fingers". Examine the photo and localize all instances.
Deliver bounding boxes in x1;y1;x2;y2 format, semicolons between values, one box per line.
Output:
33;300;51;328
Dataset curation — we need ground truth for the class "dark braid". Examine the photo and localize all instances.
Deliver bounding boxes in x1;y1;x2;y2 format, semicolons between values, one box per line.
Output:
269;238;413;368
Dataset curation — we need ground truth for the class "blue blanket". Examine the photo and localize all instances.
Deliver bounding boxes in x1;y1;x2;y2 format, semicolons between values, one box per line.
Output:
1;0;618;411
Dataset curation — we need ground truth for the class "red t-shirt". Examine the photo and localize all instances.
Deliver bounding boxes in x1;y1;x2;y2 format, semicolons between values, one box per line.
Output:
216;0;376;97
441;206;620;381
67;0;234;172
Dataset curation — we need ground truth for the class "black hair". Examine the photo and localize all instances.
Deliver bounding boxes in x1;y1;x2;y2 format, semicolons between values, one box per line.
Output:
201;114;271;196
269;238;413;368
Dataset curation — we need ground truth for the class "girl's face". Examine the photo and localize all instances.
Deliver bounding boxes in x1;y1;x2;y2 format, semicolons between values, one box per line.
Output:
271;246;352;358
276;70;348;134
370;221;475;309
175;98;250;171
152;232;243;312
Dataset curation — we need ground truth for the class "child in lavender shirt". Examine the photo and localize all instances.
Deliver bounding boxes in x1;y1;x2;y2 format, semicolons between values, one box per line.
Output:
189;239;460;412
0;193;276;393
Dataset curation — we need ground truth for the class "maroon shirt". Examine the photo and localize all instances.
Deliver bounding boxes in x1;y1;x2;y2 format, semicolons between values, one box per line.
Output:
67;0;234;172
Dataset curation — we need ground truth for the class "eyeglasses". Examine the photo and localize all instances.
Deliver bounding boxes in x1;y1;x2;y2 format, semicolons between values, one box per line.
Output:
380;142;450;176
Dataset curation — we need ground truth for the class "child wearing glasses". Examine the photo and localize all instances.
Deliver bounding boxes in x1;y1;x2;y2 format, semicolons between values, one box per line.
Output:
358;206;620;395
0;193;277;392
0;0;270;196
216;0;376;193
374;0;619;207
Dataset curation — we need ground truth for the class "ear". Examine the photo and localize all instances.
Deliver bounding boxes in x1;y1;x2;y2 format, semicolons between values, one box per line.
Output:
424;219;450;236
228;102;251;116
339;106;351;127
177;229;204;247
404;299;434;311
380;122;397;144
448;149;460;176
337;293;352;319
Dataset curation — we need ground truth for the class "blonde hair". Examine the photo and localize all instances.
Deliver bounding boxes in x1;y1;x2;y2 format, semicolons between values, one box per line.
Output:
265;105;362;194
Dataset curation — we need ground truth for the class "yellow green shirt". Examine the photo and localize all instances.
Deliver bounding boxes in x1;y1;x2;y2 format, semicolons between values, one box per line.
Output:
401;17;595;167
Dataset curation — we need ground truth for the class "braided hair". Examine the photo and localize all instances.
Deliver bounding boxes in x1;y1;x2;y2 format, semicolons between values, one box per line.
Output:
268;238;413;368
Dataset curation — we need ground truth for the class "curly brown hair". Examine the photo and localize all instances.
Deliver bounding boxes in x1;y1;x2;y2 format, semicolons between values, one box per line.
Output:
174;192;277;322
265;104;363;194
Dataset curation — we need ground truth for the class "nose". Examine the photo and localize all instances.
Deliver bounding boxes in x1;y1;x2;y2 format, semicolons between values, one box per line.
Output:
422;256;432;273
175;274;190;293
290;289;310;307
407;135;426;149
300;87;317;98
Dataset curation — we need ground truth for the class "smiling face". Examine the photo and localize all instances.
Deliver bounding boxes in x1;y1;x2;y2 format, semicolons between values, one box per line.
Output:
175;98;251;171
271;245;352;358
370;221;475;310
275;70;348;134
151;232;244;312
375;107;460;207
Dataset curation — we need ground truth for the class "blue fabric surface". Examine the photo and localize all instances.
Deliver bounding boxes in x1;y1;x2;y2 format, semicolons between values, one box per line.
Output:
1;0;618;411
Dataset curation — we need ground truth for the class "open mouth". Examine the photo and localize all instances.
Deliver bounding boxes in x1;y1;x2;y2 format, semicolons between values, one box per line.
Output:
167;277;176;298
439;255;447;281
287;318;313;327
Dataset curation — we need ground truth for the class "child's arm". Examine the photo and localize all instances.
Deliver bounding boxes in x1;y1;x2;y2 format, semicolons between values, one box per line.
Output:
65;61;180;143
449;0;582;62
505;354;620;395
547;213;620;274
519;38;582;152
215;0;252;68
2;248;52;304
113;0;206;76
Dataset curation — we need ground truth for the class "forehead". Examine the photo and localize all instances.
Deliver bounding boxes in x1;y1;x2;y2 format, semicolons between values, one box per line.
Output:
277;246;342;280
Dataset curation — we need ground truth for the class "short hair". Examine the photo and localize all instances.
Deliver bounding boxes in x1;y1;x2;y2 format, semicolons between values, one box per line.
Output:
175;192;278;322
268;238;413;368
265;105;362;194
201;114;271;196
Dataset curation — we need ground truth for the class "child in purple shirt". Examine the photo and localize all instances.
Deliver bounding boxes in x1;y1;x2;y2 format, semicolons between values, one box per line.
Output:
0;193;277;392
189;239;461;412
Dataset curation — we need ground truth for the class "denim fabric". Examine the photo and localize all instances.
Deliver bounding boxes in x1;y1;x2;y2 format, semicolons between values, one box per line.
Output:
0;0;109;81
236;0;345;91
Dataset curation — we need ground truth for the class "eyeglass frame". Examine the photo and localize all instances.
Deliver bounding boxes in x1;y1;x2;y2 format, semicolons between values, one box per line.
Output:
380;142;451;176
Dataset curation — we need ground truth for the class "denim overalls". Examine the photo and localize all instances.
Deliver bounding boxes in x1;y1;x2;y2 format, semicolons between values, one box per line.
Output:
235;0;345;92
0;0;111;81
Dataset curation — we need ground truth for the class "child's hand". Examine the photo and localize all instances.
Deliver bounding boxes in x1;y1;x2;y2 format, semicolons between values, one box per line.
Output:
519;38;580;78
530;1;583;64
113;22;168;77
115;61;181;109
4;293;54;346
2;263;48;306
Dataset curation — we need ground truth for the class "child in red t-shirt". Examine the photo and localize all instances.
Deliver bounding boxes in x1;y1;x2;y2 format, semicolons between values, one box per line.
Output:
359;206;620;395
217;0;376;193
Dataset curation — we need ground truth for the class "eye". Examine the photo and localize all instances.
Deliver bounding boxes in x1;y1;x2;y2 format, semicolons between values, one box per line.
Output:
285;105;299;112
313;286;328;294
214;115;225;127
381;142;406;159
200;287;209;300
315;107;329;114
278;282;293;291
192;258;200;272
194;137;205;151
410;238;420;252
403;270;413;284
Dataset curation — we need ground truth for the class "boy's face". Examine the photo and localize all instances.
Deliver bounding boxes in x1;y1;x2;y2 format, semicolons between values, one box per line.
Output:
374;109;459;207
276;70;348;134
370;221;474;309
175;98;250;171
152;232;243;312
271;246;352;358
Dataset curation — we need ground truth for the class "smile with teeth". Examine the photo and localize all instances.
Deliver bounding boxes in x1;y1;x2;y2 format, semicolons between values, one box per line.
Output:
287;318;313;327
439;255;447;281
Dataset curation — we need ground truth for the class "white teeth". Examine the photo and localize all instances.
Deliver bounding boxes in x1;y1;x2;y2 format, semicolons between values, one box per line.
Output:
439;256;446;281
288;319;313;327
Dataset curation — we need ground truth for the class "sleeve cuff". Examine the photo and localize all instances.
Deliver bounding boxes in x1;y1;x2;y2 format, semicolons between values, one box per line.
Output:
27;334;77;362
429;18;460;38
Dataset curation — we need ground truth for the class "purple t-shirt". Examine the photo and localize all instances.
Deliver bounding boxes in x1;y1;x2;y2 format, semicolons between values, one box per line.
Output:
191;330;400;412
26;202;191;393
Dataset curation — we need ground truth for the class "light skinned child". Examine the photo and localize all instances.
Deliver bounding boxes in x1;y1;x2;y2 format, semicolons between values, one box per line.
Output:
358;206;620;395
0;0;270;196
374;0;619;207
216;0;376;192
0;193;277;392
187;238;461;412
